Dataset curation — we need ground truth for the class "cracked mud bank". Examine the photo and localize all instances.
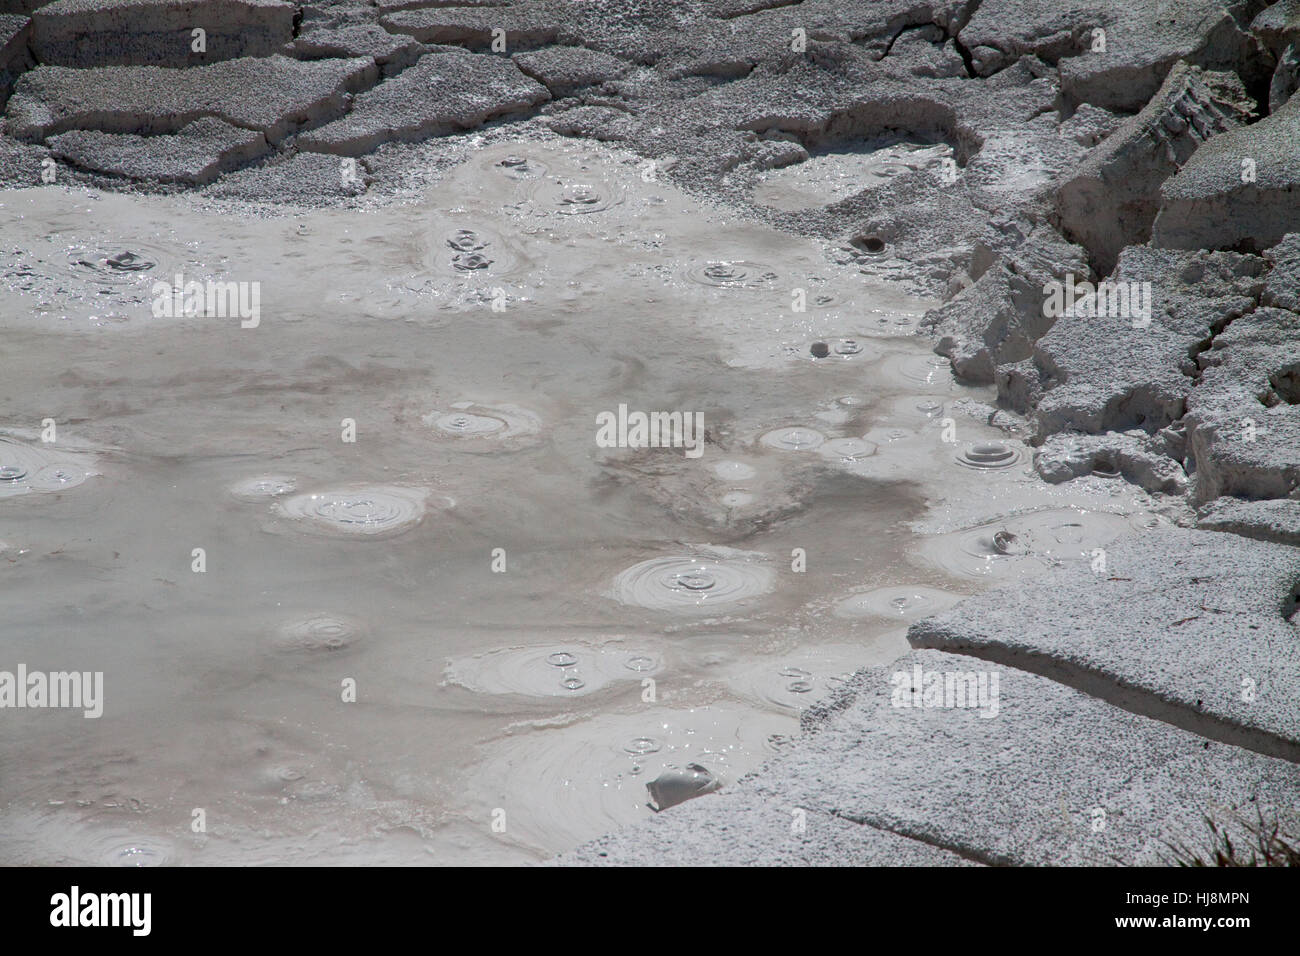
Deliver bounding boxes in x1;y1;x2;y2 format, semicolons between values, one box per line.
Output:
0;0;1298;866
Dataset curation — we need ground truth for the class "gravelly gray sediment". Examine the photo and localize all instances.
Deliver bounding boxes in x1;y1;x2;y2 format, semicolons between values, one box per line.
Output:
1154;92;1300;254
29;0;296;68
562;647;1300;866
0;12;31;109
46;115;269;183
558;787;981;866
6;54;377;143
909;528;1300;762
287;23;428;77
1198;496;1300;546
296;49;550;156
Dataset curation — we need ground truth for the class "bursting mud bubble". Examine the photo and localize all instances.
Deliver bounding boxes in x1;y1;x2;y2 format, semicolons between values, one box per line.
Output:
1;0;1299;872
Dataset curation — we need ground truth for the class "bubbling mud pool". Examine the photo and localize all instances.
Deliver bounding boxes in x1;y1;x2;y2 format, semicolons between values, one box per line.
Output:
0;137;1171;865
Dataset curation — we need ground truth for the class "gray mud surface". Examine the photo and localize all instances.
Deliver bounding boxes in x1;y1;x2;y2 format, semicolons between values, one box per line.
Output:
1;0;1297;867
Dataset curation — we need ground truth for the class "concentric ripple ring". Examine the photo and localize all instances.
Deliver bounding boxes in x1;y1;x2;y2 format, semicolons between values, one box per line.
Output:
611;552;774;611
276;486;429;537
